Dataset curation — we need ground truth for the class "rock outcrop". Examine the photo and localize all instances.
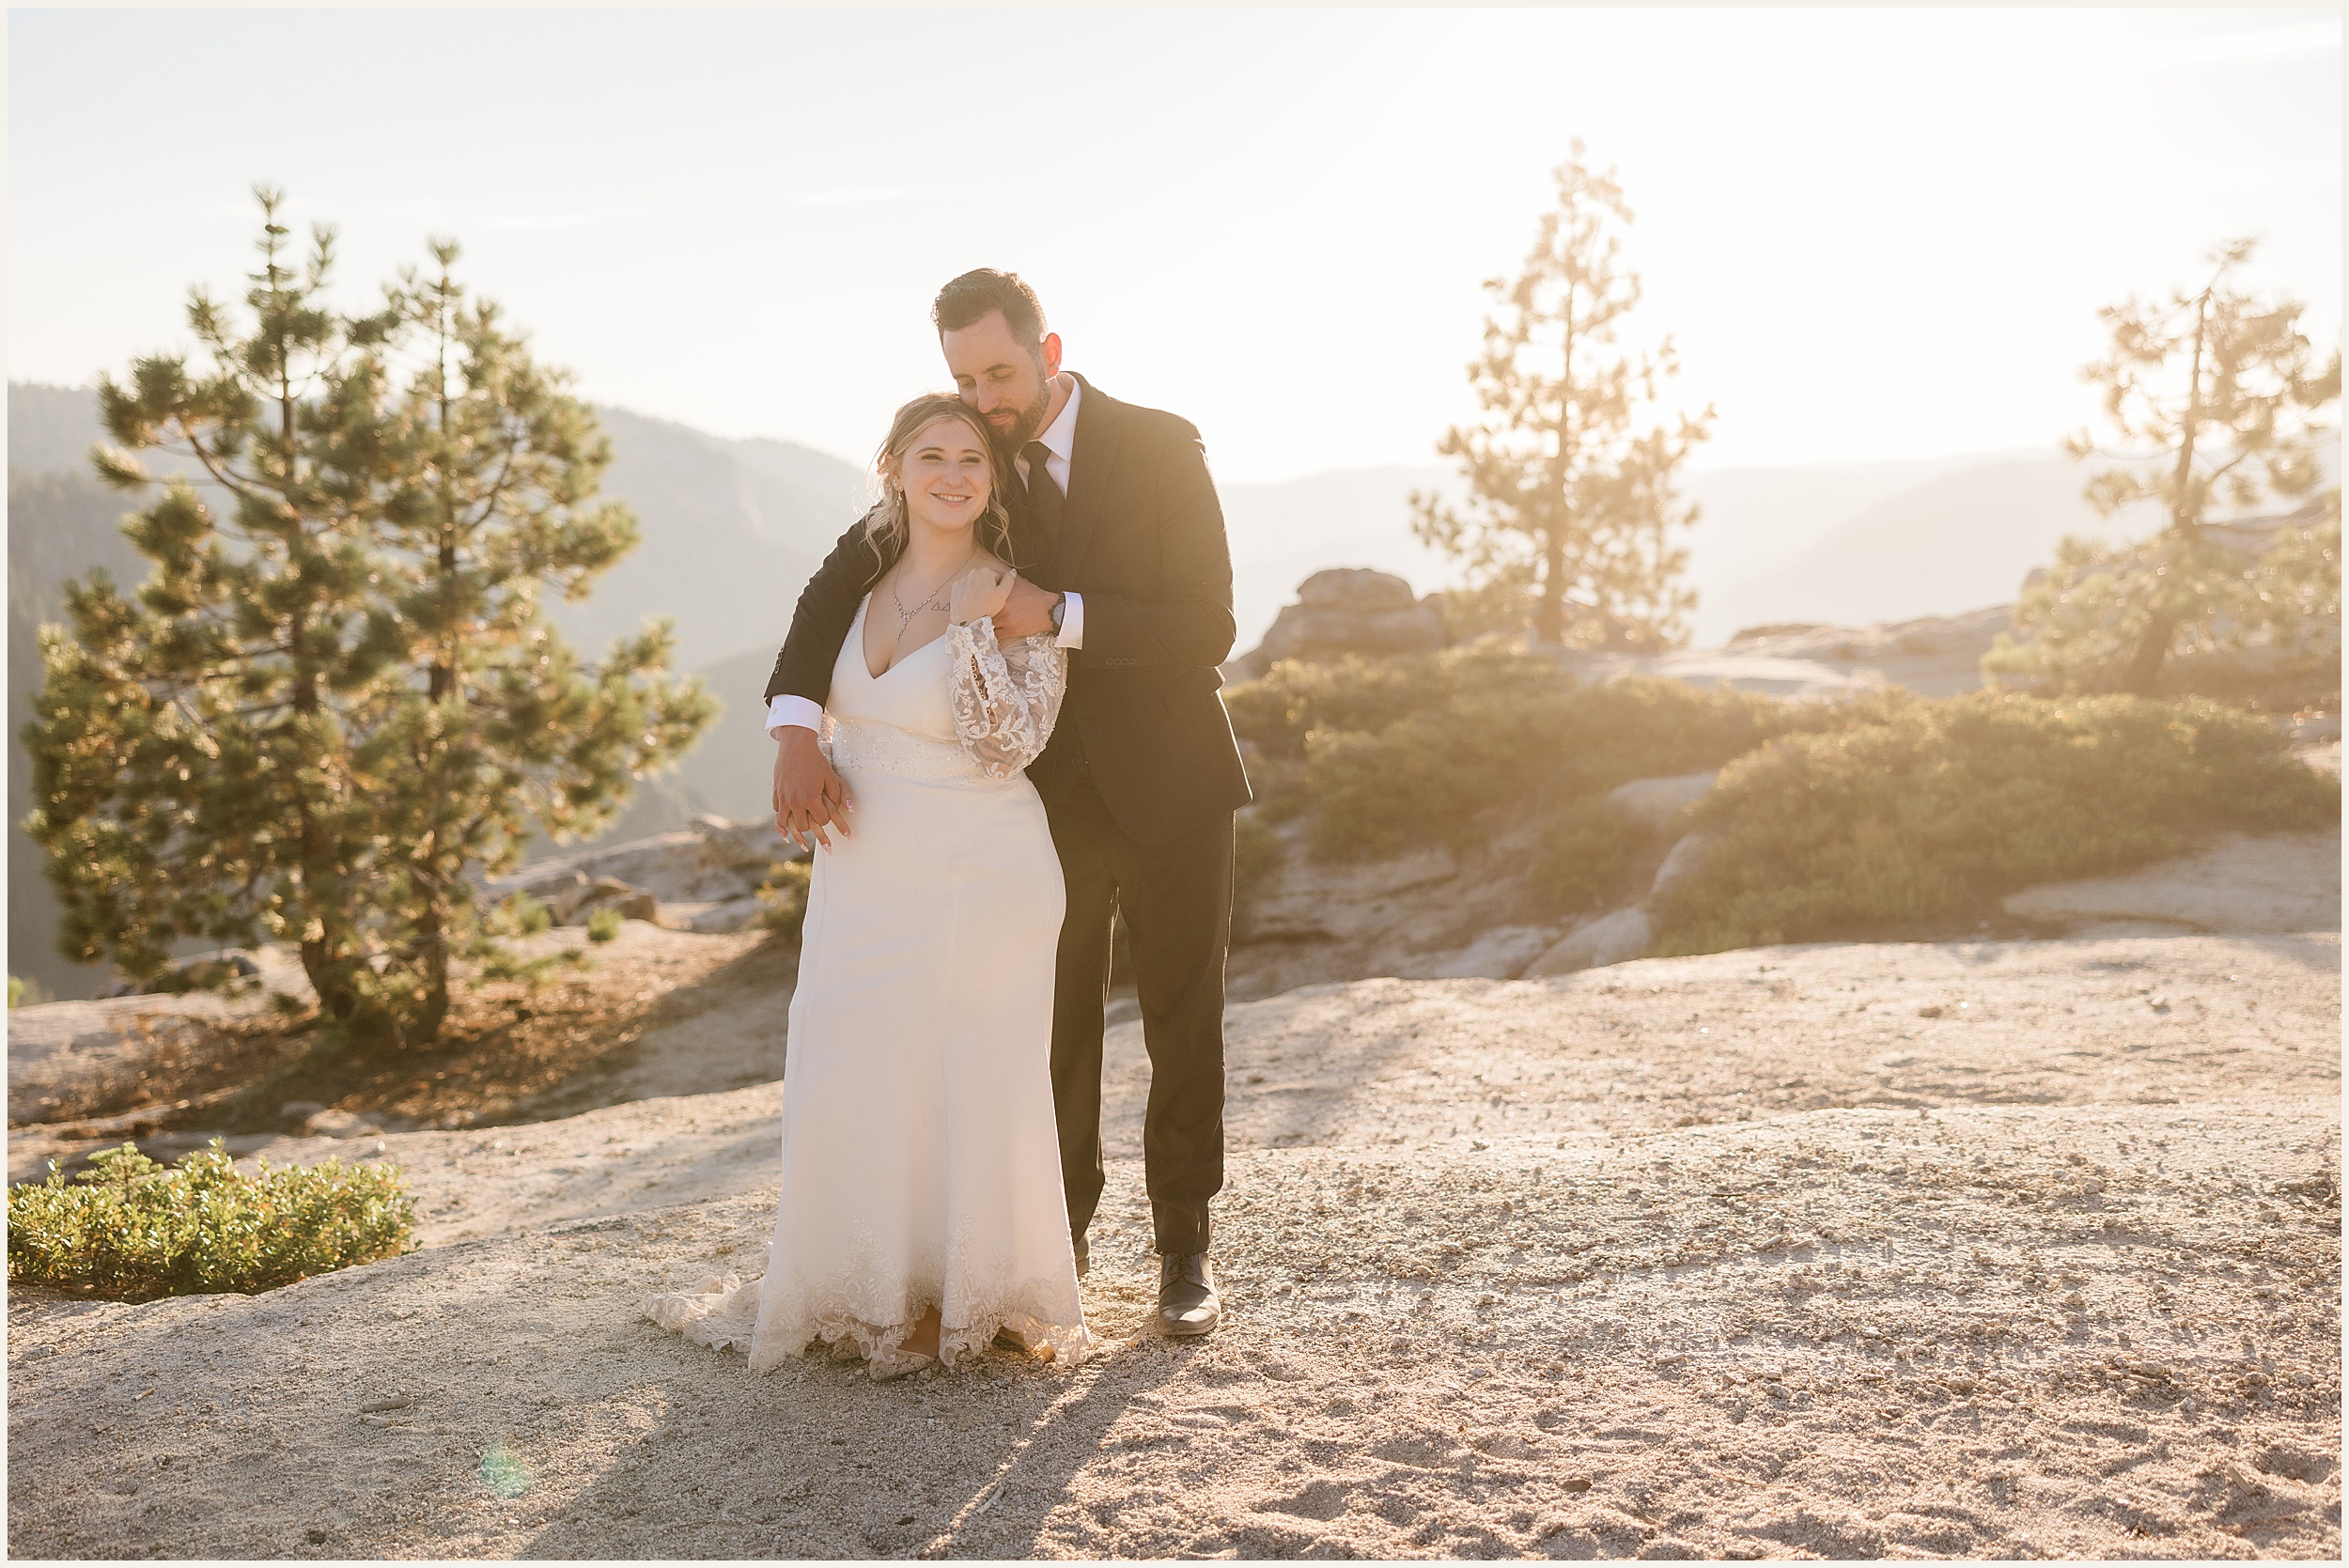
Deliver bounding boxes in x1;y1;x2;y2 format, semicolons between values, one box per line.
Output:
1524;907;1653;976
1537;605;2016;701
486;815;797;934
1228;826;1564;1000
1647;831;1717;902
1515;775;1723;977
1241;844;1463;947
1398;924;1557;981
1605;771;1718;835
1224;568;1446;681
1234;769;1735;988
2002;828;2341;935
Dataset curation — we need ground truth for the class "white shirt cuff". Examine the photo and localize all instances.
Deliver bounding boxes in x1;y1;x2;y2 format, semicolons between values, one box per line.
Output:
1055;590;1085;650
766;694;824;736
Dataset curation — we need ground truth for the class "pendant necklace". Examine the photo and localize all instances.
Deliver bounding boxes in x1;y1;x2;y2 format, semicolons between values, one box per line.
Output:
887;558;969;645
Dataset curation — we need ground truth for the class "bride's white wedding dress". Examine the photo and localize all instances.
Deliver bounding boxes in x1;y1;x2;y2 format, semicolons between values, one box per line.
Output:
642;597;1092;1374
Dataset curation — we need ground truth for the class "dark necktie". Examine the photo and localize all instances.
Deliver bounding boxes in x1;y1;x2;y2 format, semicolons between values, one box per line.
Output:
1022;441;1065;556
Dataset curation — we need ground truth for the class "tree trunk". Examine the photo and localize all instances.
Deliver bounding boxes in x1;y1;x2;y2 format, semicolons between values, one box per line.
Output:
413;889;451;1046
2127;287;2215;698
2122;603;2176;696
1539;294;1579;651
279;367;361;1023
1533;533;1567;644
412;277;459;1042
300;939;361;1023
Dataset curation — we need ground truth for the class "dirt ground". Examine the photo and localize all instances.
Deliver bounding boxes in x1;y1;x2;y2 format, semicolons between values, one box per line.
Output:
7;931;2338;1560
6;924;787;1176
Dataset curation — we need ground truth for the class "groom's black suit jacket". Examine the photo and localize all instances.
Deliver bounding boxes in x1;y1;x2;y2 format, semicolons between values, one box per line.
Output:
764;375;1253;845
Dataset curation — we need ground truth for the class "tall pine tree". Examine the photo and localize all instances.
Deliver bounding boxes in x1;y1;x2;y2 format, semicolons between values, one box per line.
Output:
1987;240;2340;696
27;191;401;1020
366;241;713;1041
1412;144;1712;650
21;190;713;1044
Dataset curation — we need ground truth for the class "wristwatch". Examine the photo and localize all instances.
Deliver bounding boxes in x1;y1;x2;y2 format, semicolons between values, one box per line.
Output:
1048;593;1067;636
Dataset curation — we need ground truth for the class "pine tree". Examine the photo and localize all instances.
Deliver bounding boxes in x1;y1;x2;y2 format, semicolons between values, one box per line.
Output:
1412;143;1713;650
366;241;715;1041
21;190;714;1045
1987;240;2341;695
24;189;401;1020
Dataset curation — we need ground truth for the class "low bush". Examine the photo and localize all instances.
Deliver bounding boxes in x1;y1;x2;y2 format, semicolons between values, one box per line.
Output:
585;907;625;943
463;892;581;987
1649;691;2340;955
756;859;813;939
1531;795;1657;914
1225;644;1565;760
489;892;554;937
1985;501;2341;703
1232;808;1283;912
8;1140;415;1301
1226;646;1828;861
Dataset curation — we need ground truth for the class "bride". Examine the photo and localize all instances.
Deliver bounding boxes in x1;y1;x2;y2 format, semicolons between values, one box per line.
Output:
643;393;1090;1379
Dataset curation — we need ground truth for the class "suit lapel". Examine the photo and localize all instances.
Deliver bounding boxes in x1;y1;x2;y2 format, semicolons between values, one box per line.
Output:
1057;375;1120;585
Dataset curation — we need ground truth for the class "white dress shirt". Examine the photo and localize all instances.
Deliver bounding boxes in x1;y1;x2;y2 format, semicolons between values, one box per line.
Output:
768;375;1085;737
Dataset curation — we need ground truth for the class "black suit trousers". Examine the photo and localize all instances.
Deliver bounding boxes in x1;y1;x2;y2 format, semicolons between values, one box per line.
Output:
1045;766;1233;1258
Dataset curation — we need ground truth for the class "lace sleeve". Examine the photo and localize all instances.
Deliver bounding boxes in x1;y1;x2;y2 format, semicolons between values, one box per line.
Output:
947;617;1067;778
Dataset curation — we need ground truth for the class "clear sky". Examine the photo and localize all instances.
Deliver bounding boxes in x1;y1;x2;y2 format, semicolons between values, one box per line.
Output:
7;5;2340;483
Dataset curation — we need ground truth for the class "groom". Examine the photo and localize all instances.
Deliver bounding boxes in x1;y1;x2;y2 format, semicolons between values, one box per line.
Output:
764;270;1252;1337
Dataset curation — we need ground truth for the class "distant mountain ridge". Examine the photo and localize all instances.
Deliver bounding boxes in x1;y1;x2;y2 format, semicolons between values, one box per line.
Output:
1702;455;2158;635
10;380;2261;998
5;384;875;675
8;383;872;998
9;380;2160;662
1215;453;2061;649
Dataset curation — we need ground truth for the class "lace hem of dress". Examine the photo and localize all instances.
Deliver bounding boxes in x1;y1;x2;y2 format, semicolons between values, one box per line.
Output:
641;1272;1096;1376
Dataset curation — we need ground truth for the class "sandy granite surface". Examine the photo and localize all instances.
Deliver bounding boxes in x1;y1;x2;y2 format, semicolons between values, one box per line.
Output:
7;932;2339;1559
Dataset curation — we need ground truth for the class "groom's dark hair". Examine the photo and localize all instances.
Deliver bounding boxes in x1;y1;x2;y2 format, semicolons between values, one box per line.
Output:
933;270;1048;349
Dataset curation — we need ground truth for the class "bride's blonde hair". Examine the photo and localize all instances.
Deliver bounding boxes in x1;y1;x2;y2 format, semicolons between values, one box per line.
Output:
861;394;1016;575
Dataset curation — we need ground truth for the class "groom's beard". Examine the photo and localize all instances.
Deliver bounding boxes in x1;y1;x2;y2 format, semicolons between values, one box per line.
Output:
988;379;1053;455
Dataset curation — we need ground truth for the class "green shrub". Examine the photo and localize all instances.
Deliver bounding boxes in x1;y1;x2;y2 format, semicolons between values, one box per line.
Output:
149;956;256;996
585;906;624;943
1650;691;2341;955
1225;644;1567;759
1435;582;1536;643
1296;693;1577;859
1232;808;1283;913
1537;675;1833;799
1226;645;1828;861
1242;753;1314;823
488;892;554;937
8;1140;415;1301
1986;499;2341;701
756;859;814;939
1531;795;1654;914
469;892;578;987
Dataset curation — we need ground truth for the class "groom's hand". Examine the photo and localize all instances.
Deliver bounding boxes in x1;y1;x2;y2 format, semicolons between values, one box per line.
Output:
992;576;1060;640
772;727;853;850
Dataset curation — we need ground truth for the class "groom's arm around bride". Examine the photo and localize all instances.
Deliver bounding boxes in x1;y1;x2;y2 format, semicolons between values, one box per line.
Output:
763;278;1249;852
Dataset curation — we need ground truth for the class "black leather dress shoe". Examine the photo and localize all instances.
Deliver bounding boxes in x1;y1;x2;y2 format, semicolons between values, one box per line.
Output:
1157;1251;1220;1337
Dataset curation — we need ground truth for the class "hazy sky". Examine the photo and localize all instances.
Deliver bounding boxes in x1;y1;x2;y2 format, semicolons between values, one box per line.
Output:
8;6;2341;483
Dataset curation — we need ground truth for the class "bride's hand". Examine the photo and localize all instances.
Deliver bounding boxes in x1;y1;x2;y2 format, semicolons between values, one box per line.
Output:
950;565;1016;626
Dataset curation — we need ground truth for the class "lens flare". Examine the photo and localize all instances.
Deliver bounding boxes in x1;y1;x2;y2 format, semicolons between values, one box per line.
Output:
479;1443;533;1499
